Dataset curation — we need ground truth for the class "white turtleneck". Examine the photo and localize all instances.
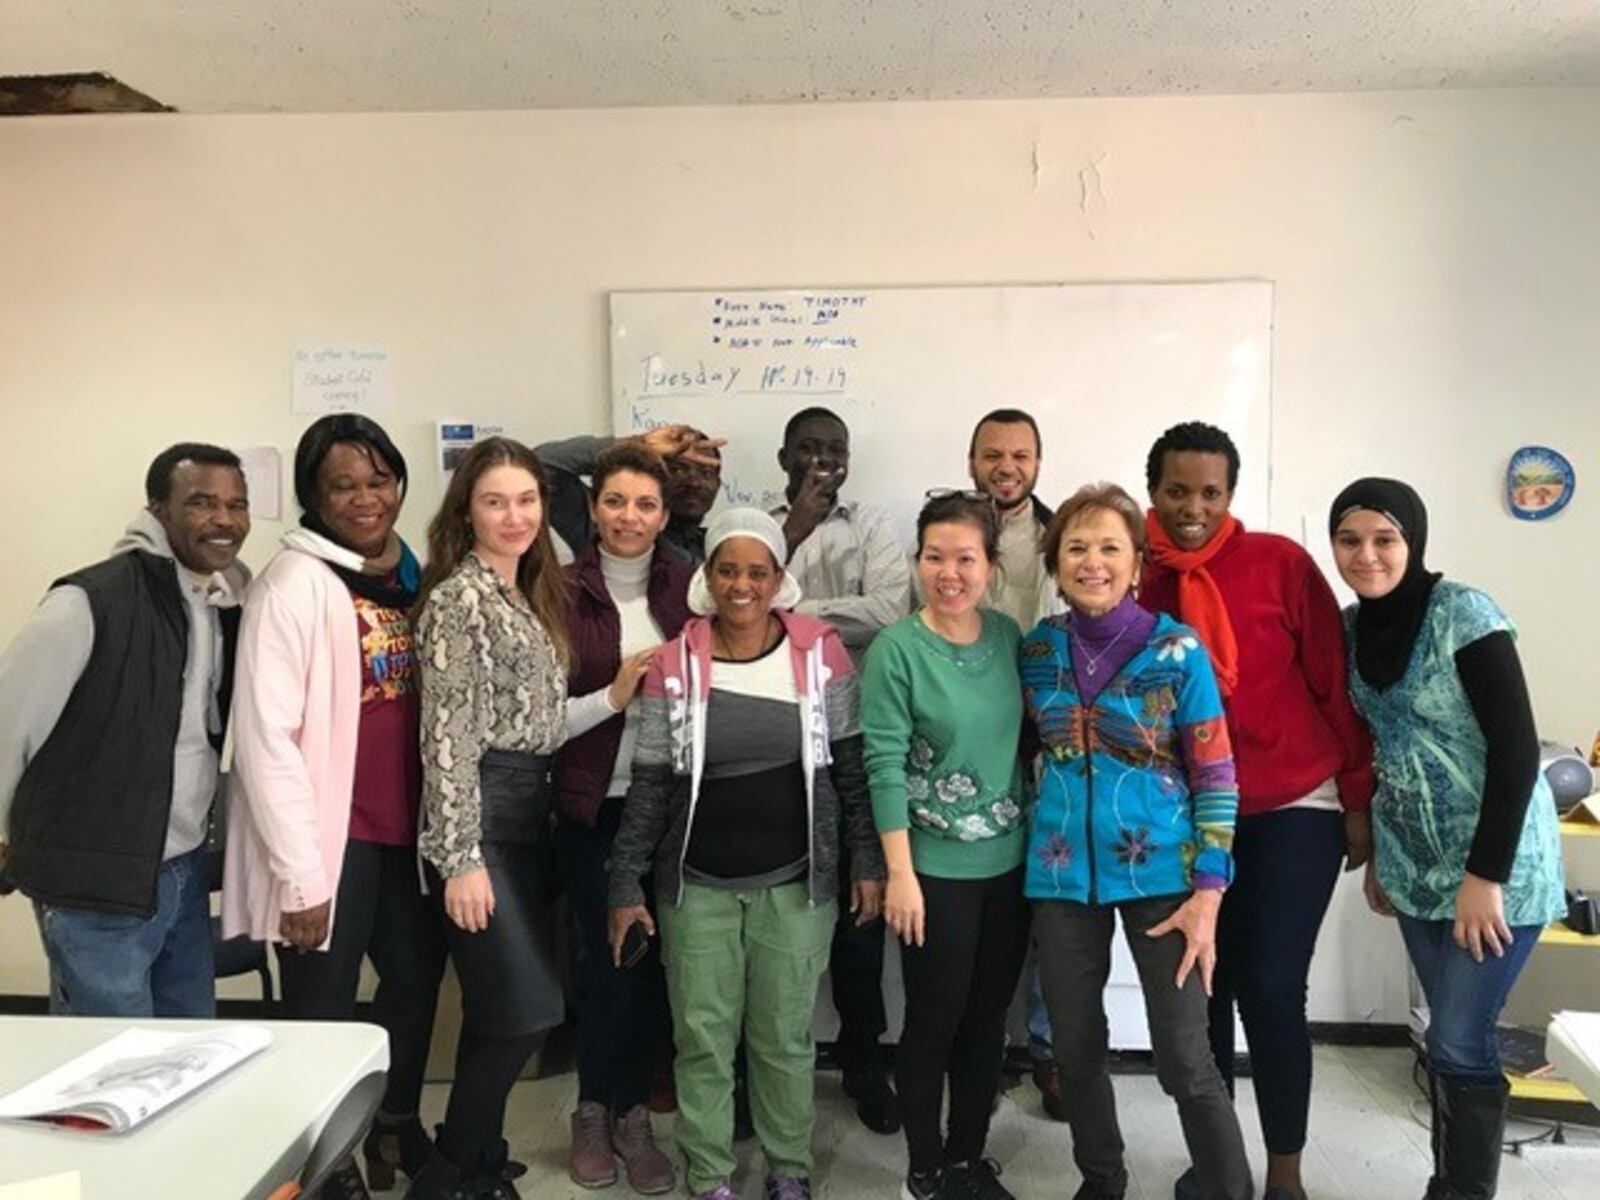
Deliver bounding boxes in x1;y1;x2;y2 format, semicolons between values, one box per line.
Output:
564;546;666;798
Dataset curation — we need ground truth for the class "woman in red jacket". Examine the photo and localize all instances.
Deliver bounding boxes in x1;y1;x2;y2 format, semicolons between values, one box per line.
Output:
1139;422;1374;1200
554;442;694;1196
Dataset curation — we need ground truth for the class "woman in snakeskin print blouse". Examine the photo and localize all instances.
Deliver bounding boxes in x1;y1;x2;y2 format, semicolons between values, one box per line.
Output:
411;436;574;1199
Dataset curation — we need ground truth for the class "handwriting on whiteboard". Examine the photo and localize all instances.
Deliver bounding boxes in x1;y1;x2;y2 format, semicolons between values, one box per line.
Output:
638;359;851;400
709;294;867;350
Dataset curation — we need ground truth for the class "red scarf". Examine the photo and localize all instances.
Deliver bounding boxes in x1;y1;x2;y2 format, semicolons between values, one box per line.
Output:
1143;511;1241;697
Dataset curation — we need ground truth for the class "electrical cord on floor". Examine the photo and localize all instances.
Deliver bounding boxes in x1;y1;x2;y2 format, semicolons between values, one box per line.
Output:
1408;1052;1571;1153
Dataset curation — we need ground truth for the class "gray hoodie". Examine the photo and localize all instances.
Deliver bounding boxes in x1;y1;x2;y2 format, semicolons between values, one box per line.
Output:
0;511;251;862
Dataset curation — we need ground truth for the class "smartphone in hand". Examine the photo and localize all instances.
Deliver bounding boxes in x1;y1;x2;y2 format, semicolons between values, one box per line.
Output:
620;920;651;969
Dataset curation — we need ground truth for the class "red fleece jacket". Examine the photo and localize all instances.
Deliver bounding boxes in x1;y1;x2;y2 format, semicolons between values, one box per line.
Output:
1140;527;1374;816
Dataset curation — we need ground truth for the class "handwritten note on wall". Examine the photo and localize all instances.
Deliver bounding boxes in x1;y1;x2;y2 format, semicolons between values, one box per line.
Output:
292;344;394;414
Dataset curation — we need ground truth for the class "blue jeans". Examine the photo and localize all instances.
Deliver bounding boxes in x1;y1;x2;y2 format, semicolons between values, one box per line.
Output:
1398;912;1540;1085
33;845;215;1017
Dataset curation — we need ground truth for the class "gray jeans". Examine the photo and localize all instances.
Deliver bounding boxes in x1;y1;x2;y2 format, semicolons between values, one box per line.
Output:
1034;893;1252;1200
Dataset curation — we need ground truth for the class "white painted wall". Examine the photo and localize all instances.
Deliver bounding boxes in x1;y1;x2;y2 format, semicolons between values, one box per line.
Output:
1;89;1596;1020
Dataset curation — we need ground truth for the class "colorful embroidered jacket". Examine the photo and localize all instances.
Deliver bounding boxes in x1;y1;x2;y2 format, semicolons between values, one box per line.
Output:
1021;612;1239;904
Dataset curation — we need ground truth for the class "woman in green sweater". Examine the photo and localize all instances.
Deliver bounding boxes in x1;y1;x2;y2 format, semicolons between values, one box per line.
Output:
862;490;1031;1200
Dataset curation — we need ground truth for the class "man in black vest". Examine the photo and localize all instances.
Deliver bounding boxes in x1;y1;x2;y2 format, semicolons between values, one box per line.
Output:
0;443;252;1016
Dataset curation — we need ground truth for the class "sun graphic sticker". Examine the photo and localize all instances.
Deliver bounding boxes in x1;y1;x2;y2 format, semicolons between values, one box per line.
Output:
1506;446;1575;521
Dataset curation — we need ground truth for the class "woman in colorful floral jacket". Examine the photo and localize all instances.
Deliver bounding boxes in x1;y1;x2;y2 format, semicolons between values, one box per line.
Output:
1021;482;1252;1200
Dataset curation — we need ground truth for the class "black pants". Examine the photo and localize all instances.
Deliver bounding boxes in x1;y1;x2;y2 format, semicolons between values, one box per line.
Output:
1036;893;1252;1200
556;798;671;1113
896;867;1030;1176
831;842;889;1076
439;1026;540;1176
434;751;563;1173
276;838;446;1116
1207;806;1344;1155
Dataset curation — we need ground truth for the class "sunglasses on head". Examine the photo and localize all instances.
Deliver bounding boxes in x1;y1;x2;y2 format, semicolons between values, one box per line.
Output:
924;487;994;504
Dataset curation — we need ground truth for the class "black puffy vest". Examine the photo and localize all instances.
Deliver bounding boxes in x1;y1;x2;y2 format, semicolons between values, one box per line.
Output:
4;549;236;915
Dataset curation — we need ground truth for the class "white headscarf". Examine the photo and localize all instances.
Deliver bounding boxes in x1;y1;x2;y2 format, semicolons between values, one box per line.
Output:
687;506;804;616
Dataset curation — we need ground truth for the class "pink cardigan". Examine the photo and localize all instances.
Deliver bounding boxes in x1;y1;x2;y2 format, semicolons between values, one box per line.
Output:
221;540;363;945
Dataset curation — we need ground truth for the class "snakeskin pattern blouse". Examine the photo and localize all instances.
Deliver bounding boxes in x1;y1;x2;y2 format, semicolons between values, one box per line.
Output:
417;554;567;877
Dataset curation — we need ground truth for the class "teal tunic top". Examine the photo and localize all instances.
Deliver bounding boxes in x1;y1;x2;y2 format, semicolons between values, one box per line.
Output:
1344;581;1564;925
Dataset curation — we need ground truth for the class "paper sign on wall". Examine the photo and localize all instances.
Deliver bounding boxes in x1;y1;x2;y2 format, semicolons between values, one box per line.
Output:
293;344;394;414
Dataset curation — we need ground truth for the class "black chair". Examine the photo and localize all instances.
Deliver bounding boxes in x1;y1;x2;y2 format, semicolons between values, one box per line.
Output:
208;774;274;1003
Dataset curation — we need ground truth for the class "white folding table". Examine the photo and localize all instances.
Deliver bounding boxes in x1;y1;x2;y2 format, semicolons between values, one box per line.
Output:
0;1017;388;1199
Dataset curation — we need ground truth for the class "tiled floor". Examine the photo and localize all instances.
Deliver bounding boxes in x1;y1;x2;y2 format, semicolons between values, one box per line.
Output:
409;1046;1600;1199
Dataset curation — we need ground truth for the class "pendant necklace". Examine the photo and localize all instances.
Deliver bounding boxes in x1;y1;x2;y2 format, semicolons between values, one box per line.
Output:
1075;617;1130;676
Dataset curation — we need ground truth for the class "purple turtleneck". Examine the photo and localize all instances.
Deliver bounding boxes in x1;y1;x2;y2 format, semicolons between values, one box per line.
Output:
1069;593;1157;705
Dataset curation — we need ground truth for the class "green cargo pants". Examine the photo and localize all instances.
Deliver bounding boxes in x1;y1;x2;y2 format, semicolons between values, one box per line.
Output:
658;881;836;1192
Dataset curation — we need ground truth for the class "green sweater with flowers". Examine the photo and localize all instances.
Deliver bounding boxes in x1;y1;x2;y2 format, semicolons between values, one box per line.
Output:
860;609;1029;879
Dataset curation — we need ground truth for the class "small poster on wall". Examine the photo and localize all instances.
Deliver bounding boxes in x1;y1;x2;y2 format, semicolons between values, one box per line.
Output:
437;421;504;480
1506;446;1574;521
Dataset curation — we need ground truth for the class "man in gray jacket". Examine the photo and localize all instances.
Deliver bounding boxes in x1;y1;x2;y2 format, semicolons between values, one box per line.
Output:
0;443;251;1016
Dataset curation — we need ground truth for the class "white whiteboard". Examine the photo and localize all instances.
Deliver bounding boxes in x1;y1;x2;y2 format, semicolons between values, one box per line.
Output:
610;282;1272;539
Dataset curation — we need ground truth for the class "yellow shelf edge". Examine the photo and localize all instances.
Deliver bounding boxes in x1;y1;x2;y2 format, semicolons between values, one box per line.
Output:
1506;1072;1589;1103
1540;922;1600;947
1559;819;1600;837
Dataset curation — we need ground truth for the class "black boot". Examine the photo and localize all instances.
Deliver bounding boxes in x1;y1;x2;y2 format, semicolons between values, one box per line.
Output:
401;1151;472;1200
363;1114;433;1191
480;1136;527;1182
318;1159;372;1200
468;1139;523;1199
1421;1070;1446;1199
1432;1075;1509;1199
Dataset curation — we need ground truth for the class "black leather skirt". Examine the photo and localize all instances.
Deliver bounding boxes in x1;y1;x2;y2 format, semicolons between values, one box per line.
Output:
440;749;564;1039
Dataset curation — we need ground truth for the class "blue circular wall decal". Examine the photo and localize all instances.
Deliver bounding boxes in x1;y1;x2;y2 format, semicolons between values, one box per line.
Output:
1506;446;1575;521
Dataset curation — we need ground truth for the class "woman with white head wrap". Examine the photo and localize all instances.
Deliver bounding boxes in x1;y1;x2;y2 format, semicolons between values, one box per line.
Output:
607;507;886;1200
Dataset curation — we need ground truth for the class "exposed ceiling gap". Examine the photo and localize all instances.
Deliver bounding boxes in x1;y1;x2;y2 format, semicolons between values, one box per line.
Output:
0;72;171;116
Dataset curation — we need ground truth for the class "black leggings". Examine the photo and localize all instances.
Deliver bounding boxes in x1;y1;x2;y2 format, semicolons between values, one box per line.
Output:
276;838;446;1117
1207;807;1344;1155
896;867;1031;1176
438;1028;541;1172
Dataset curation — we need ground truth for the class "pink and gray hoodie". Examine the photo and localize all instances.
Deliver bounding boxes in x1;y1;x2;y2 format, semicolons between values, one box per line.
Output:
607;608;885;909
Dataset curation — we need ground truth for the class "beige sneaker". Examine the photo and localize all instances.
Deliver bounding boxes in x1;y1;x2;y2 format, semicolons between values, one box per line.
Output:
612;1104;676;1196
569;1100;618;1189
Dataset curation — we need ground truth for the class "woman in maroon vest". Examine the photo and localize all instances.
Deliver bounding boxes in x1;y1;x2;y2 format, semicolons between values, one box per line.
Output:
555;442;695;1195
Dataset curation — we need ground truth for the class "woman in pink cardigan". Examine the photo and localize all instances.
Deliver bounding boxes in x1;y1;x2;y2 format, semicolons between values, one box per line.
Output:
223;414;450;1200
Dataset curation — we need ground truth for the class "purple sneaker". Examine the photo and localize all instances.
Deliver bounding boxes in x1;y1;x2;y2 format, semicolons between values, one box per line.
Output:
764;1173;812;1200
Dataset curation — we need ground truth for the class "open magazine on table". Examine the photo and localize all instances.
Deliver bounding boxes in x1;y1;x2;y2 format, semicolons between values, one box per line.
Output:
0;1025;272;1134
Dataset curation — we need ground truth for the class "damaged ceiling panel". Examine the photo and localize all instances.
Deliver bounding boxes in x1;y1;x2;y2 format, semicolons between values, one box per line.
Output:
0;71;169;116
0;1;1596;114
